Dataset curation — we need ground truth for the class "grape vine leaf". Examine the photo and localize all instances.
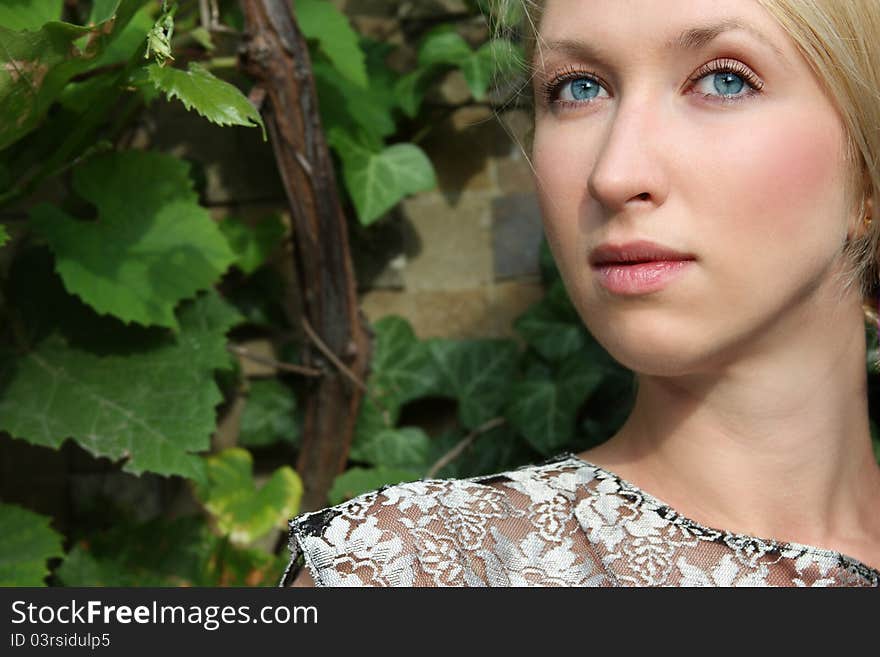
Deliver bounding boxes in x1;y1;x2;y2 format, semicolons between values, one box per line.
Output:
0;0;140;149
147;62;266;138
328;466;420;505
505;353;604;455
0;503;64;586
195;448;303;545
330;130;436;225
0;0;62;31
0;254;244;482
296;0;368;88
238;379;300;448
56;516;288;586
30;150;236;330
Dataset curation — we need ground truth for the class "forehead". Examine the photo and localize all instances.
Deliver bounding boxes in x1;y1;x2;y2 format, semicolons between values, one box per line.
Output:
536;0;795;68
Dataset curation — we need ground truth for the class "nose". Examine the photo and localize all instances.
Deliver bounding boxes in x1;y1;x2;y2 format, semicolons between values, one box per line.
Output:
587;95;669;216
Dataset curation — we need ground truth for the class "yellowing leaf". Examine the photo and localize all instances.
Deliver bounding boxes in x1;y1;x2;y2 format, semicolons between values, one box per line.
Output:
196;448;303;545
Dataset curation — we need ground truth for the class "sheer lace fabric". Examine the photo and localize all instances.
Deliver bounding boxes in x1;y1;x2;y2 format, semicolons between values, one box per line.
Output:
281;454;880;587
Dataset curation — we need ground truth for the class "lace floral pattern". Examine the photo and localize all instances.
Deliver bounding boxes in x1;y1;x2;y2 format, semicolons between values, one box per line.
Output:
281;454;880;587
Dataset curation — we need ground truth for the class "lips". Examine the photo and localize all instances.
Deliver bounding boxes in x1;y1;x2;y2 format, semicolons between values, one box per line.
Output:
589;239;696;266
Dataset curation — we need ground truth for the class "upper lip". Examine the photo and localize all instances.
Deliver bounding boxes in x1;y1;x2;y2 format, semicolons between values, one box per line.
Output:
589;240;696;266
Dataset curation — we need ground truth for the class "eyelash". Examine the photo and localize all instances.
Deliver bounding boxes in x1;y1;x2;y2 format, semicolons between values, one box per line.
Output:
540;58;765;109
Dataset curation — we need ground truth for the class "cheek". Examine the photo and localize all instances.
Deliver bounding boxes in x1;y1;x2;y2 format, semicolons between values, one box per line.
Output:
703;109;848;249
532;128;591;262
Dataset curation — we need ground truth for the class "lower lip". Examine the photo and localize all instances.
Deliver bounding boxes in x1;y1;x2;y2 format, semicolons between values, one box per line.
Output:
593;259;695;295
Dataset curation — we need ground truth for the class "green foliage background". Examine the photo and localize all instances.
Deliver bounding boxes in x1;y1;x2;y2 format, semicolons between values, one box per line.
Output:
0;0;877;587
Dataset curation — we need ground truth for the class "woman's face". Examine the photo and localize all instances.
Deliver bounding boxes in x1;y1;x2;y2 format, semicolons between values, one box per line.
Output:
532;0;858;375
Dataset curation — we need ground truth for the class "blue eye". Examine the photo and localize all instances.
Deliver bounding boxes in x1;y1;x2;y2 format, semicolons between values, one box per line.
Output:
561;77;605;102
542;58;764;109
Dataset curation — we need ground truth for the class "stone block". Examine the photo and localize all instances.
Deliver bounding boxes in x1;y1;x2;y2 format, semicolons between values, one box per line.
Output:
399;191;493;291
360;280;545;339
492;192;543;280
420;105;512;196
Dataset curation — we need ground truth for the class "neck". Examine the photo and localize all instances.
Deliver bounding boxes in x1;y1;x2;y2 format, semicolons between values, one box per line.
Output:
584;291;880;566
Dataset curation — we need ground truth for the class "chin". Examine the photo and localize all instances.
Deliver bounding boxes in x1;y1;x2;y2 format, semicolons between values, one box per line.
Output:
587;313;718;377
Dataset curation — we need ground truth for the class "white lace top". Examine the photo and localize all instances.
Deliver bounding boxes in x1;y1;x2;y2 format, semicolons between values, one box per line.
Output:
280;453;880;587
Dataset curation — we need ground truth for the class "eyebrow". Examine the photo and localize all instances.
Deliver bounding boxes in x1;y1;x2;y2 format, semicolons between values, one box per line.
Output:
538;18;790;70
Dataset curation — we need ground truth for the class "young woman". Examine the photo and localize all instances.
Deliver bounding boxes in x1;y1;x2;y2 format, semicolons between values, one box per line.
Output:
281;0;880;587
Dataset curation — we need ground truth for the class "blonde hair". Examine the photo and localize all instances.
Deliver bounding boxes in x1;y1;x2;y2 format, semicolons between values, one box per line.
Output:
488;0;880;329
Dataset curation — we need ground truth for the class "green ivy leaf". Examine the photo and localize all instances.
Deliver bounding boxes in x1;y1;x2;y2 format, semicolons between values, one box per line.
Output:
218;214;286;275
350;426;432;472
418;29;472;68
30;150;236;330
313;59;395;147
328;466;420;505
296;0;368;88
427;338;520;429
330;131;436;225
368;316;441;412
0;0;62;31
350;316;441;450
417;30;518;101
147;62;266;138
505;354;604;455
514;279;587;362
0;0;139;150
195;448;303;545
0;224;8;247
56;516;287;586
0;503;64;586
0;262;244;482
393;67;437;118
238;379;300;448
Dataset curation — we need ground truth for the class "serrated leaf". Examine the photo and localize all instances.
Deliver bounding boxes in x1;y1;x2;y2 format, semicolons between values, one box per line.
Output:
238;379;300;448
0;1;139;149
30;150;236;329
56;516;287;586
0;503;64;586
147;62;265;137
218;214;286;275
0;0;62;31
195;448;303;545
505;354;604;455
350;426;432;472
328;466;420;505
0;224;8;247
0;262;244;482
427;338;520;429
331;132;436;225
296;0;367;88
